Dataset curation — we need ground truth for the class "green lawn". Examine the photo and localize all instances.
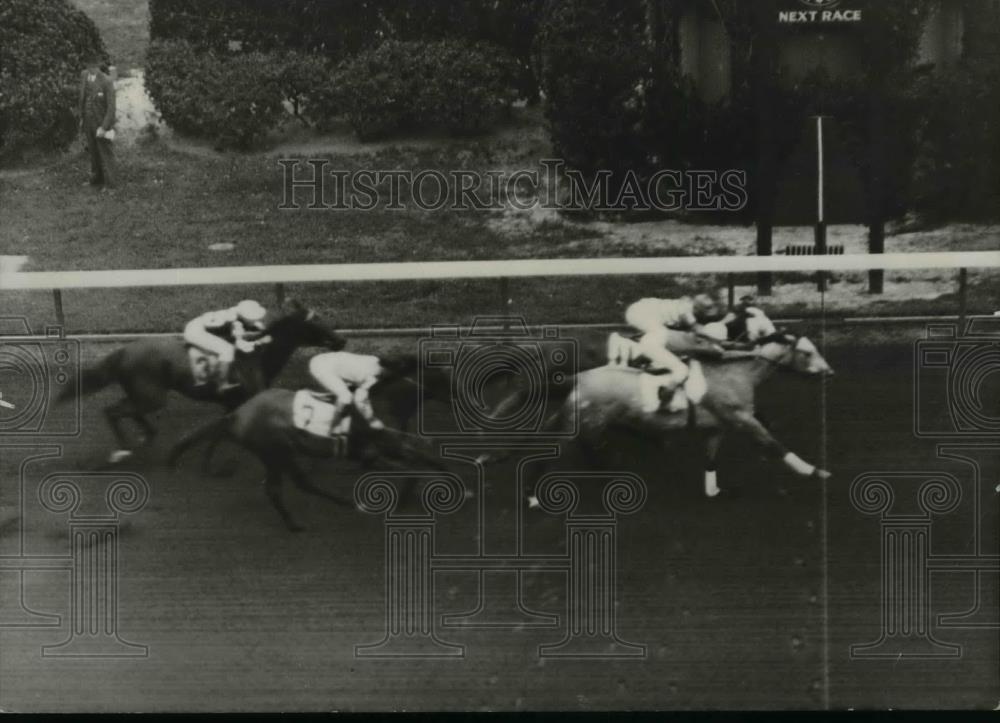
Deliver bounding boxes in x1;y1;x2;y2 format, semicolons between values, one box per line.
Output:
73;0;150;72
0;141;607;272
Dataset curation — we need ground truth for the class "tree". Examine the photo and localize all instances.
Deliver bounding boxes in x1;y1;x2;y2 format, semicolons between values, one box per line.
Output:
0;0;107;161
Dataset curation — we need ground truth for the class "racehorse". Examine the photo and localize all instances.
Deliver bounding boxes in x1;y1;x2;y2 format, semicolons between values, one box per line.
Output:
58;300;346;463
478;326;744;435
535;331;834;499
167;389;450;532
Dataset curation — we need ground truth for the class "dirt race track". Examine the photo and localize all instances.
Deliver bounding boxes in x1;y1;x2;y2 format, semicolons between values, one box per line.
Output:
1;324;997;712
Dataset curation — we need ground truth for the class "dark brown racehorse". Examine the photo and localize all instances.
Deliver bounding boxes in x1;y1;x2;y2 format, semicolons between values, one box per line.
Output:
58;301;346;463
167;389;450;532
533;332;834;500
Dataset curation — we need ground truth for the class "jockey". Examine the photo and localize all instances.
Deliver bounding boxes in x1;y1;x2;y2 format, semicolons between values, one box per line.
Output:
624;292;726;413
723;295;777;343
184;299;269;391
308;351;418;431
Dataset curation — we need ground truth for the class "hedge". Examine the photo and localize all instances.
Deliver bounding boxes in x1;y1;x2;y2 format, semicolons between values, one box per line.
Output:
0;0;107;160
334;40;519;140
145;40;287;150
147;0;541;99
146;38;519;146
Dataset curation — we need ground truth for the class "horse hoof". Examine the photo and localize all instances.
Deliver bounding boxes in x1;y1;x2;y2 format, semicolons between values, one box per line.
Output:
705;488;722;499
108;450;133;465
527;495;540;510
813;468;833;481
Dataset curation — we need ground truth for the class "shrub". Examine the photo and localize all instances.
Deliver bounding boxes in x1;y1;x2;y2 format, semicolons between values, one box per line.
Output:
0;0;107;160
276;52;336;126
334;41;419;141
414;42;519;134
145;40;286;150
536;0;649;176
335;40;519;140
148;0;542;99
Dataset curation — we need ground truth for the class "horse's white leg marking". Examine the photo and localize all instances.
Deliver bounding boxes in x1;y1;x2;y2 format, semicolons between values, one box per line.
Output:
704;470;721;498
527;495;540;509
108;449;133;464
783;452;816;477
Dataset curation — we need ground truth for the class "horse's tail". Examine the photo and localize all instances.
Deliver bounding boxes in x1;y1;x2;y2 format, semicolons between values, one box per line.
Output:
56;348;124;404
167;414;232;471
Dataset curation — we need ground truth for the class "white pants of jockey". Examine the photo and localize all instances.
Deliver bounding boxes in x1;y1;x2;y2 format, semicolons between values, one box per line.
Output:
308;353;381;428
184;322;235;384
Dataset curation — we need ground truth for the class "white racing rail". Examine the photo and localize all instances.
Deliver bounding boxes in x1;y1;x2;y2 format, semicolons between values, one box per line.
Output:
2;251;998;289
1;250;998;334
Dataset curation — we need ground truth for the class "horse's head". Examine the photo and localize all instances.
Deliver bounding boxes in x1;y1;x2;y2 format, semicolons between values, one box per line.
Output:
760;331;834;377
266;299;347;351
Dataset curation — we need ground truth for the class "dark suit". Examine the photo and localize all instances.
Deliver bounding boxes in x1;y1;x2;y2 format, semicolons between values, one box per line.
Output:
79;68;117;187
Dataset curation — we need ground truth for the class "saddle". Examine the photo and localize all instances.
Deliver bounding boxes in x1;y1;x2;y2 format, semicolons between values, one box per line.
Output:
607;332;710;414
638;360;707;415
293;390;353;442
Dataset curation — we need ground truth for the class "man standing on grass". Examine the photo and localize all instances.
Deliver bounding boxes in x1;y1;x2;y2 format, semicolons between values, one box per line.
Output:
79;51;117;189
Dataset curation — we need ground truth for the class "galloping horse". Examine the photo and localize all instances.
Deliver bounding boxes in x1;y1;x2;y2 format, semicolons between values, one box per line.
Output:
167;389;449;532
534;331;834;499
59;301;346;462
478;326;740;437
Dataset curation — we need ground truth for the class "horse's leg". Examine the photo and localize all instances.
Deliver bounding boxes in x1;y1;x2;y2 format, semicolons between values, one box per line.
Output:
261;461;303;533
703;431;723;498
133;414;158;447
104;397;159;463
723;410;831;481
284;455;352;508
103;378;167;463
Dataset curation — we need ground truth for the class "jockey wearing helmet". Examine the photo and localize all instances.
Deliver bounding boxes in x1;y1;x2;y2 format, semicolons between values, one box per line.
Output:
308;351;418;431
624;292;727;412
722;295;778;343
184;299;269;392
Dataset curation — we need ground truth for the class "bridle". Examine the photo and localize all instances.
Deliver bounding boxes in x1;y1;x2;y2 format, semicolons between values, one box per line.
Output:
752;331;805;370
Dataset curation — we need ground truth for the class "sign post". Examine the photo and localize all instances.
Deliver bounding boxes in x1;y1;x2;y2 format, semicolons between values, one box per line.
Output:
814;115;828;292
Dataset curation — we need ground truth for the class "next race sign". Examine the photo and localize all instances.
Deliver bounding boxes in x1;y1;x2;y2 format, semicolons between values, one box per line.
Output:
779;0;862;25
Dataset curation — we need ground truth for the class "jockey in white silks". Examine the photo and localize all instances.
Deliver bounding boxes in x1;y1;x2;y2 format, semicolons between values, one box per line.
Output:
308;351;417;431
622;293;726;413
184;299;269;392
721;295;778;343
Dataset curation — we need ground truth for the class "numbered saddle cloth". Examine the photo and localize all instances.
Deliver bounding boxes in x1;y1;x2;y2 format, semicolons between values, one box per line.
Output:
292;390;352;440
188;347;217;386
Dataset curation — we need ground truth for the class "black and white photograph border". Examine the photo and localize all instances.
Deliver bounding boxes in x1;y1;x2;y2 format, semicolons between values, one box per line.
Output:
1;0;999;713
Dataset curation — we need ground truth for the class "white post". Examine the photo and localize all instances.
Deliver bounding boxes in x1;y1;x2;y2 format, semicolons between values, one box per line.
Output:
817;116;825;225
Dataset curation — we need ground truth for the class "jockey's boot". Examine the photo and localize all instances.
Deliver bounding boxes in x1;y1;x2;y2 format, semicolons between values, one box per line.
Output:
662;385;689;414
216;360;240;393
643;373;690;414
